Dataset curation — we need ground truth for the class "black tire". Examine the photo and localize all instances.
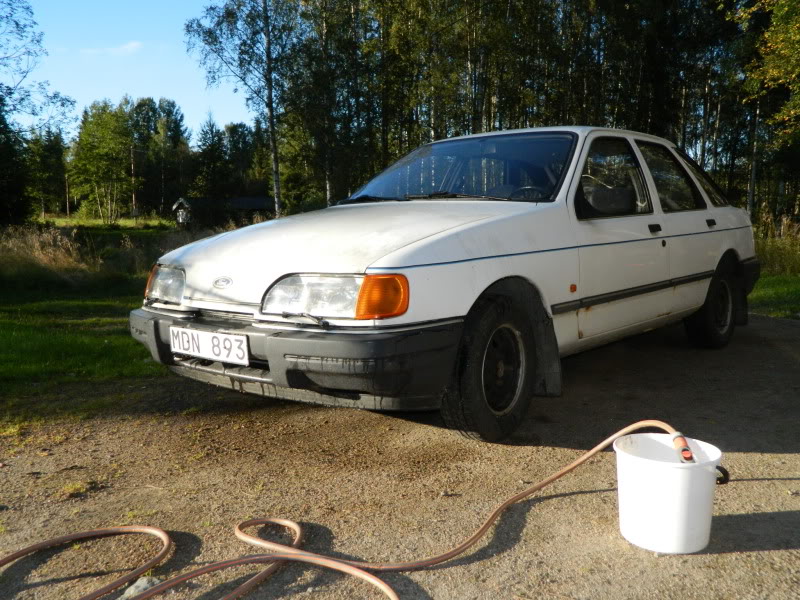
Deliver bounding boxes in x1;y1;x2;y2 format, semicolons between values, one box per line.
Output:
441;298;536;442
684;266;736;349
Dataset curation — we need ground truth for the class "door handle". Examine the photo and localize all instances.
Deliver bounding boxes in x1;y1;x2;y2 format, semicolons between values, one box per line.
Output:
648;223;662;233
706;219;717;228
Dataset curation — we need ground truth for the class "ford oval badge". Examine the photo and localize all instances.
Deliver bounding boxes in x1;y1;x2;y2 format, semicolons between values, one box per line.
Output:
213;276;233;289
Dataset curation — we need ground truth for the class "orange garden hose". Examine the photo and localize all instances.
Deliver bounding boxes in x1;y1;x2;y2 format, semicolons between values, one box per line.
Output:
0;419;690;599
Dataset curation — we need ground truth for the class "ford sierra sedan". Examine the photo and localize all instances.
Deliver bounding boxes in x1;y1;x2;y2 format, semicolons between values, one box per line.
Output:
130;127;760;441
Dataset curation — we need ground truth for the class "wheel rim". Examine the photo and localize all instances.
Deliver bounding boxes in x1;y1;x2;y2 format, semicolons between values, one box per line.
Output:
713;279;732;334
480;324;525;415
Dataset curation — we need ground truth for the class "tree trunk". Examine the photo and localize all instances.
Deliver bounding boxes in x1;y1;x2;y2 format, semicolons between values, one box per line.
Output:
700;77;710;167
747;101;760;218
95;183;105;224
711;95;721;173
262;0;282;217
160;141;165;215
130;144;137;220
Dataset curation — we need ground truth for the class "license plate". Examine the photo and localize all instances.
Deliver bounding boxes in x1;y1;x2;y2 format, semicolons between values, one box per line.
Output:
169;327;249;366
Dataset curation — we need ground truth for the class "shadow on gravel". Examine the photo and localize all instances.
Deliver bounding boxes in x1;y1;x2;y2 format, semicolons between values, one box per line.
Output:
193;521;434;600
504;317;800;454
390;317;800;456
0;548;131;597
428;488;614;571
706;510;800;553
153;530;203;580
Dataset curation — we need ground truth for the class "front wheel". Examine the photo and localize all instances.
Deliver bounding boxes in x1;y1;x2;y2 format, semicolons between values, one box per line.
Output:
684;268;736;349
441;299;536;442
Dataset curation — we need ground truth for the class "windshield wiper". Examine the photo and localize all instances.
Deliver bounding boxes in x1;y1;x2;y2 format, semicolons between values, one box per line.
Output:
281;312;331;329
405;192;510;201
339;194;406;205
404;191;459;200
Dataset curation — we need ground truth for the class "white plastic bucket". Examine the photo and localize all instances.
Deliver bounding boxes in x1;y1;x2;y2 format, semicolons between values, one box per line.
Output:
613;433;721;554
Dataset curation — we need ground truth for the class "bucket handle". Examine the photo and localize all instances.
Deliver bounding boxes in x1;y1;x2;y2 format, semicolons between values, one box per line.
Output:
716;465;730;485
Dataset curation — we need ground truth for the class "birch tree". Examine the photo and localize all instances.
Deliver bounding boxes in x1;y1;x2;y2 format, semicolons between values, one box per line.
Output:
186;0;298;217
70;101;132;224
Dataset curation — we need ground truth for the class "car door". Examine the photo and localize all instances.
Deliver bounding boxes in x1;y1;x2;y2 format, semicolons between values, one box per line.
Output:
634;140;715;314
569;133;670;340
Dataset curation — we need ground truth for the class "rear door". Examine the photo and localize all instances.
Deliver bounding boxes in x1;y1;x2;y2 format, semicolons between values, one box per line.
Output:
634;140;715;313
569;133;670;339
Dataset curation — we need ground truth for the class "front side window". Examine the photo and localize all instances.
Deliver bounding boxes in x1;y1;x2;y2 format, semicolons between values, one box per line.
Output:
346;132;576;203
637;142;707;212
575;137;651;219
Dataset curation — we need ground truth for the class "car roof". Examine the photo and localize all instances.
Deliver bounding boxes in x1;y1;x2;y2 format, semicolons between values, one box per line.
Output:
429;126;674;148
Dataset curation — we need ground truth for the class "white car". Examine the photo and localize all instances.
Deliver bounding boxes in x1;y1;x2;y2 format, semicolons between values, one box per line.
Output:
130;127;760;441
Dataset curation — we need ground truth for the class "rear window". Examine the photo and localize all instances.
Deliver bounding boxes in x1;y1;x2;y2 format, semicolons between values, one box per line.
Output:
637;142;707;212
674;149;729;207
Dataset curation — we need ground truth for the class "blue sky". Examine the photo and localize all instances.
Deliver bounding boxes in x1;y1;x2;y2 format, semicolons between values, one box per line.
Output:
29;0;252;143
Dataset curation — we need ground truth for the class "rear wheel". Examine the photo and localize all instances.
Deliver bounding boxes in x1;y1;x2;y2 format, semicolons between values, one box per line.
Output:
684;266;736;349
441;298;536;442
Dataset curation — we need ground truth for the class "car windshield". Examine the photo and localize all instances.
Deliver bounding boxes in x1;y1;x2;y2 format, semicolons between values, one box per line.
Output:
345;132;576;204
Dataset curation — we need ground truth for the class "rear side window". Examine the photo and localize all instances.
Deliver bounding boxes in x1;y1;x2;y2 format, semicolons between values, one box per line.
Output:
674;149;729;207
637;142;706;212
575;137;651;219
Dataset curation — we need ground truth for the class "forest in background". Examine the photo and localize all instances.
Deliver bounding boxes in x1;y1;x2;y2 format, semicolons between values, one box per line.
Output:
1;0;798;229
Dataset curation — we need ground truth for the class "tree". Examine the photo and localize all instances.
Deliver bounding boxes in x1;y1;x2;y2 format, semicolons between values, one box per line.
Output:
735;0;800;146
70;101;133;224
224;122;254;196
150;99;191;214
0;0;73;132
190;115;231;201
186;0;299;217
26;127;66;217
0;97;29;224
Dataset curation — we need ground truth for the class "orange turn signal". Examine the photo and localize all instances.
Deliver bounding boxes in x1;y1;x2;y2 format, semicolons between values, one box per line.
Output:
355;274;409;320
144;264;158;297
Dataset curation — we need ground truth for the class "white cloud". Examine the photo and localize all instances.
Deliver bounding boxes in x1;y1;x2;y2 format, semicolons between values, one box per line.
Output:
80;41;143;57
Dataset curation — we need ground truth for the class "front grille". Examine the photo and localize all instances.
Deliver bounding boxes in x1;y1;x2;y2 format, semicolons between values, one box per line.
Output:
173;355;272;382
197;309;256;322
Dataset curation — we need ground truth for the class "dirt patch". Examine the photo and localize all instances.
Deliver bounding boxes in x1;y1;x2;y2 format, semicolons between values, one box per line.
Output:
1;316;799;599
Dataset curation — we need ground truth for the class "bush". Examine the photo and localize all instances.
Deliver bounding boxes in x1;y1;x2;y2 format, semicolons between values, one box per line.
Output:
0;222;232;291
0;226;96;289
755;236;800;276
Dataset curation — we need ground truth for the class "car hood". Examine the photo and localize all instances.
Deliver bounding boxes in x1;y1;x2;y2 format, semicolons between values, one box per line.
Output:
160;202;523;308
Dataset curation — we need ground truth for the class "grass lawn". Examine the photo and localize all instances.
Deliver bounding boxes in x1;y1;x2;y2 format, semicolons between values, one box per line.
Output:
0;278;167;426
749;274;800;319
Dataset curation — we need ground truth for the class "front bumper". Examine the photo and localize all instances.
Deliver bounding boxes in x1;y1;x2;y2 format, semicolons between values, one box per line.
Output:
130;308;463;411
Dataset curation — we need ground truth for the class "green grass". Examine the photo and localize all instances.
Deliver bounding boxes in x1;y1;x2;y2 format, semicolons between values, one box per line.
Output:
38;214;175;230
749;275;800;319
0;281;166;397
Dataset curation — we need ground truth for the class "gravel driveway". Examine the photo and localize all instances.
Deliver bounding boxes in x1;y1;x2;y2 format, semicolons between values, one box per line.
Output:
1;315;798;599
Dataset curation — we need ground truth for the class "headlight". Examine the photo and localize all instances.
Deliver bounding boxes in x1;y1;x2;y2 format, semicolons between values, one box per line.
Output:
262;274;409;320
145;265;185;304
262;274;363;318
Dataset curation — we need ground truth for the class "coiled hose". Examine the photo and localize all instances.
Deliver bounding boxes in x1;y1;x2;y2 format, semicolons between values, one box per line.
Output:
0;419;691;599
